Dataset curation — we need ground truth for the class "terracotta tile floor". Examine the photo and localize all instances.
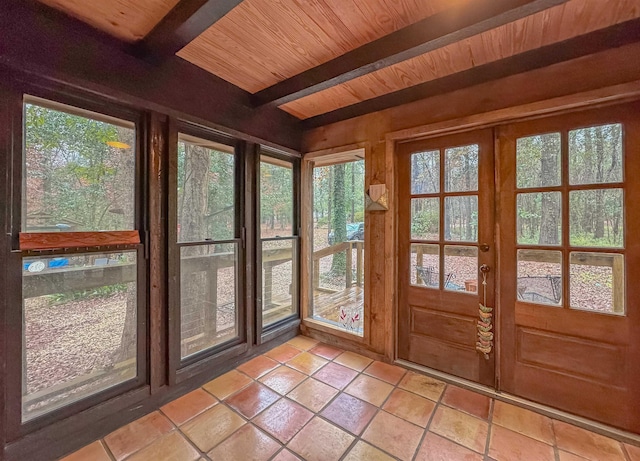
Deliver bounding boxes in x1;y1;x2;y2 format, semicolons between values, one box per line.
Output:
61;336;639;461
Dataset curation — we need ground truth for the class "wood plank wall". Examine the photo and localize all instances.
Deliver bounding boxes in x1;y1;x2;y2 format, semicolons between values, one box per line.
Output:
300;42;640;360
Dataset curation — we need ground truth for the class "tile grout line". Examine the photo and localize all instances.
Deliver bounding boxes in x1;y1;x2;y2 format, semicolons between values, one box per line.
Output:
482;396;495;461
410;378;448;461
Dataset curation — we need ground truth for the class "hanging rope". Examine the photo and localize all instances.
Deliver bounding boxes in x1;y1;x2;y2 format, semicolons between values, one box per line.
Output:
476;267;493;359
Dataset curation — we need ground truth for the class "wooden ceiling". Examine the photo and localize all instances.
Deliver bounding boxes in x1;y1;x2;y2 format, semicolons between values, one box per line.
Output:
34;0;640;126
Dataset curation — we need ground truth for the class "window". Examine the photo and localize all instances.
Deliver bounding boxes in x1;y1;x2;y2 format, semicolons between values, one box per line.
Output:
20;96;142;422
175;133;240;360
310;156;365;335
260;154;298;328
515;124;625;314
410;145;480;292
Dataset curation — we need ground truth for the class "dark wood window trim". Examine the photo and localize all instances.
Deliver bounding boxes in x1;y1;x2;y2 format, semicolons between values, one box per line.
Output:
168;121;248;384
2;83;150;441
256;150;302;344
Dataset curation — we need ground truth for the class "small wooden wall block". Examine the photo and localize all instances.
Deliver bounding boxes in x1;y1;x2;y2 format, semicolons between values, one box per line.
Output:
19;231;140;250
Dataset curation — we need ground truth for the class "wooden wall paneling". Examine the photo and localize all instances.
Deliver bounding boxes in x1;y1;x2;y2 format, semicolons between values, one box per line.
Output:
288;0;640;122
297;18;640;126
148;112;169;391
0;0;302;152
35;0;180;42
253;0;568;106
178;0;462;94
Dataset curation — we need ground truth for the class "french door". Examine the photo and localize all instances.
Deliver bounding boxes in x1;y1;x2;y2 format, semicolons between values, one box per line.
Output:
498;103;640;433
398;129;496;387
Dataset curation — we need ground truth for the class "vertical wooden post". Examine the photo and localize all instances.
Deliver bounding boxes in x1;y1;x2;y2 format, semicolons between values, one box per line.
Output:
148;112;168;391
346;244;353;288
313;259;320;290
264;262;273;308
205;255;218;340
356;241;363;287
612;254;624;314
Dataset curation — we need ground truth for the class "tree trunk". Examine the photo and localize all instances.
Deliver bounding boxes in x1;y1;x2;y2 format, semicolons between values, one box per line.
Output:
594;126;605;239
331;164;347;273
539;136;560;245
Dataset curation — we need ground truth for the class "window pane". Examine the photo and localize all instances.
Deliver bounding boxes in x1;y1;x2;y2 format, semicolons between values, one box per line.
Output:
569;189;623;248
261;157;293;238
411;150;439;194
24;100;135;232
411;243;439;288
569;124;623;185
444;245;478;293
570;252;624;315
517;249;562;306
445;145;478;192
177;135;235;242
517;192;562;245
516;133;561;188
411;198;439;240
180;243;239;359
22;251;137;421
444;196;478;242
262;239;297;327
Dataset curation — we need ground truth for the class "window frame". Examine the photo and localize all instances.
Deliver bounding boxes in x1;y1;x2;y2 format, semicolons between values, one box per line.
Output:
167;121;246;383
256;149;301;344
3;85;149;439
505;106;629;316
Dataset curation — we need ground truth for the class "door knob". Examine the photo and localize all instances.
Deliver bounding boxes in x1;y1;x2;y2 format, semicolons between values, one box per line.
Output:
480;244;490;252
479;264;490;273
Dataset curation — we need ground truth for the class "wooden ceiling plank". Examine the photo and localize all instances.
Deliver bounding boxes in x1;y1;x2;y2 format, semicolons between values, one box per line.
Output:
300;18;640;129
138;0;244;59
252;0;569;107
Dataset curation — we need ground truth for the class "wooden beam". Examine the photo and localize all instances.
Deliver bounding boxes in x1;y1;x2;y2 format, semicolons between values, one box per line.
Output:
302;18;640;129
0;0;302;151
253;0;568;107
137;0;244;59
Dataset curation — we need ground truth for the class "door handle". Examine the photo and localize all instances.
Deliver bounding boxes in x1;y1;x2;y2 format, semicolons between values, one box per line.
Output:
479;264;490;273
480;244;490;252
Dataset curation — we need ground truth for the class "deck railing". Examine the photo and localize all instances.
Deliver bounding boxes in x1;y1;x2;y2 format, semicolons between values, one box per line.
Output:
312;240;364;291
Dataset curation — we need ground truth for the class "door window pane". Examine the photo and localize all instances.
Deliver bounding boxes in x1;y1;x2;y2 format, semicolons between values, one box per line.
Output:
262;239;296;327
411;243;439;288
516;133;561;188
570;252;624;315
411;198;439;240
517;192;562;245
569;124;623;185
22;251;137;421
444;245;478;293
517;250;562;306
177;135;235;242
444;196;478;242
411;150;439;194
261;157;293;238
445;145;478;192
180;243;239;358
23;99;135;232
569;189;623;248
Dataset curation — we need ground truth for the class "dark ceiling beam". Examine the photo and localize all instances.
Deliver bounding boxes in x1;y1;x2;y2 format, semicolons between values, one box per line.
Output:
0;0;302;151
253;0;569;107
301;18;640;129
136;0;244;59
